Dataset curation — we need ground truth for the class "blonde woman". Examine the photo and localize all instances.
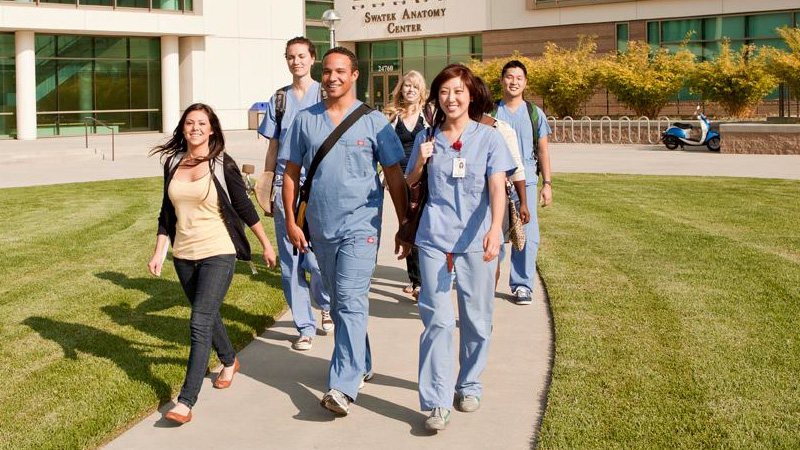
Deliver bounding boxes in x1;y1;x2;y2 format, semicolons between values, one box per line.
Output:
385;70;429;298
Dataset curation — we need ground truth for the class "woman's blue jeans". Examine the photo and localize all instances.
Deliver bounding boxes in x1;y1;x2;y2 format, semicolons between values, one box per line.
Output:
173;254;237;408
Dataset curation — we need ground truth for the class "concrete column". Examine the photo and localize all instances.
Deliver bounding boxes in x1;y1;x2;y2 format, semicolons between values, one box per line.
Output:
15;31;36;140
179;36;206;110
161;35;180;134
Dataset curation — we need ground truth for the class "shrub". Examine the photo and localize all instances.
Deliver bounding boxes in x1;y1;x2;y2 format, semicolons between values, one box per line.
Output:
528;36;601;117
764;27;800;101
600;41;696;117
688;40;778;118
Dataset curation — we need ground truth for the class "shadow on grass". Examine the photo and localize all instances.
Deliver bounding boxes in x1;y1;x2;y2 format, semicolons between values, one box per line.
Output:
22;316;185;404
95;271;275;350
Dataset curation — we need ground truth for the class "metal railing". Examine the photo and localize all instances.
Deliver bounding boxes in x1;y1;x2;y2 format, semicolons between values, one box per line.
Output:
84;117;116;161
549;116;673;145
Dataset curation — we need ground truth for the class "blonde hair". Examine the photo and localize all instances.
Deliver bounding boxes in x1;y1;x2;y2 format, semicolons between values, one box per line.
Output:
384;70;427;122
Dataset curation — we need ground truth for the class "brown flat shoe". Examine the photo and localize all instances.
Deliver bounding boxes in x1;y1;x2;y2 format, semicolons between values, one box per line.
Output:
165;410;192;424
213;357;240;389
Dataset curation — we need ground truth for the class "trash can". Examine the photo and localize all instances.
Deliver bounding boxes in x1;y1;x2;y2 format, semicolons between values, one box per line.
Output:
248;102;269;130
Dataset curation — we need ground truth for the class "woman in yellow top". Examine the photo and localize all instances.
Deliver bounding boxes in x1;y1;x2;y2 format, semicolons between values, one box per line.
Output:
147;103;276;424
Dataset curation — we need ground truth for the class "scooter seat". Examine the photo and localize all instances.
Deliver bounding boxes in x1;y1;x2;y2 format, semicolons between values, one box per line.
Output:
673;122;694;129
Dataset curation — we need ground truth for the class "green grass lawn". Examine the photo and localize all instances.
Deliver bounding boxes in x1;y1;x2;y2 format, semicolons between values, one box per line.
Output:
0;178;285;450
537;174;800;450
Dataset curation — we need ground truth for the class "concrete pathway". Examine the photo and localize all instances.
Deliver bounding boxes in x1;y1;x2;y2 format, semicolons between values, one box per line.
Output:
103;206;553;450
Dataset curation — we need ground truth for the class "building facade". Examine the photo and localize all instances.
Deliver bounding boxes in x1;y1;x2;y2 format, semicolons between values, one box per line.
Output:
333;0;800;116
0;0;303;139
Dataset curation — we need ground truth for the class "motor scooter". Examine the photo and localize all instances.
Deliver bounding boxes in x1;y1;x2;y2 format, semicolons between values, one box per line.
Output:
662;106;720;151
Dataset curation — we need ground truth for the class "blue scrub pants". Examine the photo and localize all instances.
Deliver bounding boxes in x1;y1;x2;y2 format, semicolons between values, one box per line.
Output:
417;246;495;411
312;235;377;401
273;186;331;337
499;181;540;292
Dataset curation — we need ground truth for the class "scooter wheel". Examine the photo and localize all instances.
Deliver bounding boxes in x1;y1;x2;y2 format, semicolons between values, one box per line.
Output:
663;136;679;150
707;137;720;152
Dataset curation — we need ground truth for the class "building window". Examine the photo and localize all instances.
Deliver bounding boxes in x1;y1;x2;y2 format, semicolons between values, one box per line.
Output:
1;1;193;12
35;34;161;137
305;0;335;80
0;33;15;139
354;35;482;108
616;23;629;53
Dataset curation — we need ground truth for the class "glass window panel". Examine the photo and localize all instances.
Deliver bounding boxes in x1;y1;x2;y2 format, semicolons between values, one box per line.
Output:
130;111;157;132
403;39;424;58
702;18;718;41
0;34;15;58
449;36;471;56
95;37;127;59
37;113;58;138
316;42;331;59
371;41;399;59
356;42;370;59
617;23;629;52
472;35;482;55
425;56;447;84
95;60;129;110
154;0;180;11
184;0;193;12
720;16;746;40
40;0;75;3
81;0;114;5
425;38;447;56
0;113;15;139
57;36;93;59
35;59;58;112
703;41;721;61
57;60;95;111
661;19;702;42
306;1;331;21
56;113;88;136
402;58;424;79
0;58;15;113
747;13;792;39
130;38;159;60
357;60;369;102
311;62;322;83
36;35;56;58
306;26;329;43
647;21;660;45
116;0;149;8
750;38;789;51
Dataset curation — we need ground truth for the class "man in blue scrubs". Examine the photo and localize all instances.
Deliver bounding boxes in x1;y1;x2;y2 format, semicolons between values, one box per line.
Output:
494;60;553;305
279;47;410;416
259;37;331;351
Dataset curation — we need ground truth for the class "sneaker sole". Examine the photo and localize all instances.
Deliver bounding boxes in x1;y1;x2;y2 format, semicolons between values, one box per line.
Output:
514;299;532;305
320;397;349;415
425;420;448;431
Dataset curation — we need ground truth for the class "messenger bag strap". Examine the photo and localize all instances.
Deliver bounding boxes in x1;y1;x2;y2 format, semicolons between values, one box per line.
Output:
297;103;373;206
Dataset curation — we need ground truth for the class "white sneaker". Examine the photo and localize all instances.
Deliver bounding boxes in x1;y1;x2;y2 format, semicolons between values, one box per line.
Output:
321;309;334;334
514;287;532;305
424;407;450;431
358;371;374;390
292;335;313;351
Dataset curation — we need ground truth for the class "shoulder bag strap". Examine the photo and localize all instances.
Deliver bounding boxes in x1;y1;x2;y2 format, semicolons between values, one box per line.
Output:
273;86;290;140
297;103;373;208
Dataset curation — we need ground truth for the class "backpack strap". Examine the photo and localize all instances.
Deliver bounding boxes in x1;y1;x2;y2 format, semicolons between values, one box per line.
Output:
525;101;540;145
295;103;373;240
273;86;290;140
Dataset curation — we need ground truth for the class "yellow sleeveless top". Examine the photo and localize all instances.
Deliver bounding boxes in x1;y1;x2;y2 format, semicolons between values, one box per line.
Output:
168;171;236;260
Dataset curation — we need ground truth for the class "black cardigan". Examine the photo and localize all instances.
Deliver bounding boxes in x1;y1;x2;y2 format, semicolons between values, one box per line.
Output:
157;153;260;261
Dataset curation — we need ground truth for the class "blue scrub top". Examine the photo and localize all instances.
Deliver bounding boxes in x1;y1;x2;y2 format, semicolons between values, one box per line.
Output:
406;121;516;254
279;100;405;243
495;101;551;185
258;81;323;186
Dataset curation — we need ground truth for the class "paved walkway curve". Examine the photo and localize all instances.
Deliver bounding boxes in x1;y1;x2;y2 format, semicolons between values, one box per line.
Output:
103;206;554;450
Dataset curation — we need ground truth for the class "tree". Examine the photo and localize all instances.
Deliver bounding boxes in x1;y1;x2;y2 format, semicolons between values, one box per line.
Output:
688;40;778;118
600;41;696;117
527;36;601;117
764;27;800;102
466;51;537;101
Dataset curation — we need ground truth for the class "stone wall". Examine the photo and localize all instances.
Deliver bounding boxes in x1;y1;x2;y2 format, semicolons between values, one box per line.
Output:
719;124;800;155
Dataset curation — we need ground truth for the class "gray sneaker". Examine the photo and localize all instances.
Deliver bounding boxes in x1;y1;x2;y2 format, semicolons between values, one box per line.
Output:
514;287;532;305
456;394;481;412
320;389;350;415
424;407;451;431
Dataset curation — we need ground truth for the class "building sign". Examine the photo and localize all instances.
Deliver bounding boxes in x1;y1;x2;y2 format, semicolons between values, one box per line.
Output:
373;61;399;72
363;7;447;35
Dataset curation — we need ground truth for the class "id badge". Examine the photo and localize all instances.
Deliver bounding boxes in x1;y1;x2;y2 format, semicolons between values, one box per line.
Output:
452;158;466;178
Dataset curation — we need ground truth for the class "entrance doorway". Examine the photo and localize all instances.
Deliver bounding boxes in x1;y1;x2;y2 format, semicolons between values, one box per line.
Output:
370;73;400;112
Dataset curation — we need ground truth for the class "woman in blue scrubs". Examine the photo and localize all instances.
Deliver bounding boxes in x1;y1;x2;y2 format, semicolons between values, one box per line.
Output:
405;64;516;431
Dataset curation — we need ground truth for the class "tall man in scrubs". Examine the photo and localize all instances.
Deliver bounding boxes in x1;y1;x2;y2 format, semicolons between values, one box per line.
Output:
280;47;410;415
259;37;331;351
495;60;554;305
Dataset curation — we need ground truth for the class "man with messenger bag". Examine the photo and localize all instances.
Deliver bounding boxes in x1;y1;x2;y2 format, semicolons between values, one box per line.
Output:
280;47;410;416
